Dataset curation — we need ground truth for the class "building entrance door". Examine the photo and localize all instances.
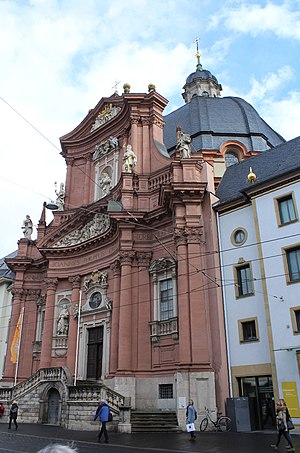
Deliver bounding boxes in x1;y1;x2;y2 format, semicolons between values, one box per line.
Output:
238;375;275;430
87;326;103;380
47;388;60;425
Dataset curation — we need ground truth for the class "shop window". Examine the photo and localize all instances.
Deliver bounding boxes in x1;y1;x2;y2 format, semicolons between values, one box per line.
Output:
275;193;298;226
238;318;259;343
234;262;254;298
159;384;173;399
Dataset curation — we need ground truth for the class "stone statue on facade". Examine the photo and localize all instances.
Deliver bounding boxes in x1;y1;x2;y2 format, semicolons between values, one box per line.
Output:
99;171;112;196
22;215;33;239
57;304;70;335
55;182;66;211
93;136;119;161
122;144;137;172
176;126;192;158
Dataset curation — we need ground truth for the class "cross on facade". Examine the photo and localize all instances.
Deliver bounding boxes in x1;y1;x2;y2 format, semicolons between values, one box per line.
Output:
112;80;121;94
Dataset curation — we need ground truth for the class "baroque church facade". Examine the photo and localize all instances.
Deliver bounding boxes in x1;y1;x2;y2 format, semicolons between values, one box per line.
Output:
0;53;287;430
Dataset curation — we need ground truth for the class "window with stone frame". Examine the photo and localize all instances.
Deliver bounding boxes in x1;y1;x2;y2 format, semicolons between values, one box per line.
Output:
284;246;300;283
290;307;300;334
234;262;254;298
275;193;298;226
238;318;259;343
149;257;178;342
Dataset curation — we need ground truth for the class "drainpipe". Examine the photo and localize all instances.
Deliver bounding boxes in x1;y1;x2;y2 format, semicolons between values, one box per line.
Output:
74;289;82;386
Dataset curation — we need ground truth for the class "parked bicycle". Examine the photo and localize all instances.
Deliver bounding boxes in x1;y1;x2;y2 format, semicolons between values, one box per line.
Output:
199;406;232;432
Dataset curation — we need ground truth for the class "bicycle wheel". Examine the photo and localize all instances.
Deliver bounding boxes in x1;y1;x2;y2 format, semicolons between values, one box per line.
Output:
218;416;232;432
200;417;208;432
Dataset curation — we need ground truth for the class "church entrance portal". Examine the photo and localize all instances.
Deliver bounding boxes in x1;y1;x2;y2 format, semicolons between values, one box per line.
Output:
87;326;103;380
47;388;60;425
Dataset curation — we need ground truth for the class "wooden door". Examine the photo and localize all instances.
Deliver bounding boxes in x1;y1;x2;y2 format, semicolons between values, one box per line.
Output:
87;326;103;380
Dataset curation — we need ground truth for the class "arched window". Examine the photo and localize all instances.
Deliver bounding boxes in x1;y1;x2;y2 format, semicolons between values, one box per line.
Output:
225;151;239;168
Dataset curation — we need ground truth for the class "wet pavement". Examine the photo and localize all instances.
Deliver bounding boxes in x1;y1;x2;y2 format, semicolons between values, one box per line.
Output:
0;423;299;453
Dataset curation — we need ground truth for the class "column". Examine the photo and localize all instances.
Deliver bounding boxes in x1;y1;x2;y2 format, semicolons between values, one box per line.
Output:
3;289;24;380
67;276;81;375
117;252;134;373
21;289;40;377
175;231;192;366
109;260;121;374
65;157;74;210
40;278;58;368
136;252;152;371
186;227;211;364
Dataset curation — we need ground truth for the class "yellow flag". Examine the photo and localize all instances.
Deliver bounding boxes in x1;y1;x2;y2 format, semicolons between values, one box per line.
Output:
10;312;22;364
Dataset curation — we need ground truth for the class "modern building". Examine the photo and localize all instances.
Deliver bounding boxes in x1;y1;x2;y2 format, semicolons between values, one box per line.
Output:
215;137;300;429
0;52;289;430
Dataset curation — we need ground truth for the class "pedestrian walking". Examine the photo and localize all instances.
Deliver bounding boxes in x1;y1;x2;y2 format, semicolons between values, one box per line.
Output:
186;399;197;440
271;399;295;451
8;400;18;430
94;400;110;443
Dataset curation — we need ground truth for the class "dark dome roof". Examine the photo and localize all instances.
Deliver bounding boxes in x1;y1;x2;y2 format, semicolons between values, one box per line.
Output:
186;68;219;85
164;95;285;153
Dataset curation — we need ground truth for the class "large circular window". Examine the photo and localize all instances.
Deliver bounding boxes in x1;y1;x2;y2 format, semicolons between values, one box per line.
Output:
231;228;247;246
89;292;102;309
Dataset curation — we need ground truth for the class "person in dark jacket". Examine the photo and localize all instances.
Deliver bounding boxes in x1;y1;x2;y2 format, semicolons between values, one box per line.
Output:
8;401;18;430
94;400;110;443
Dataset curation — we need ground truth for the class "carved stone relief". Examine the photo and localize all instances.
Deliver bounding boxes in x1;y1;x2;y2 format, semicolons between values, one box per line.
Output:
91;105;121;132
53;213;110;248
82;269;111;313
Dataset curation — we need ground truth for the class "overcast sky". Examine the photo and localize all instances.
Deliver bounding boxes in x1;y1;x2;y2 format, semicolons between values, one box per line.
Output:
1;0;300;257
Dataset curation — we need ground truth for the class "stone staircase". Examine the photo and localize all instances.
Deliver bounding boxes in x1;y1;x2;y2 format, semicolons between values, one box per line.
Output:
131;411;180;432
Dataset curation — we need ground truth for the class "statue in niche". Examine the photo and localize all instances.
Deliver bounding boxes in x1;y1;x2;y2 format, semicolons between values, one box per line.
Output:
122;144;137;172
22;215;33;239
176;126;191;158
55;182;66;211
99;171;112;197
57;304;70;335
73;304;79;319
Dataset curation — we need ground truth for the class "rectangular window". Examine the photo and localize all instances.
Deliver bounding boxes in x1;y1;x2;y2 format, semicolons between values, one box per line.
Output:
278;195;297;225
159;384;173;399
160;278;174;320
238;318;259;343
290;307;300;334
236;264;253;297
286;248;300;282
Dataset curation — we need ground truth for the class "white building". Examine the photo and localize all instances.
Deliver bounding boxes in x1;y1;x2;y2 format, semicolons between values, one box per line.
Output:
0;252;16;379
215;136;300;429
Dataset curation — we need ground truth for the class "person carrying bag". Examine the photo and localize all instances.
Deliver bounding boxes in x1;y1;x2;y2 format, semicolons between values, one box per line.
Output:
186;399;197;440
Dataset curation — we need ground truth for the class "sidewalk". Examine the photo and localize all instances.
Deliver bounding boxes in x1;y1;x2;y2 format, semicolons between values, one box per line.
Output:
0;423;299;453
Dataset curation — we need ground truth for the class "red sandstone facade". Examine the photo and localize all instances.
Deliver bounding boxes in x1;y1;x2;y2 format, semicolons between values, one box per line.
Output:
3;88;229;428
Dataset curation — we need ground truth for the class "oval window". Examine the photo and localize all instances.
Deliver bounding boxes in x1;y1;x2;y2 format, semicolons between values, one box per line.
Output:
231;228;247;246
89;292;102;309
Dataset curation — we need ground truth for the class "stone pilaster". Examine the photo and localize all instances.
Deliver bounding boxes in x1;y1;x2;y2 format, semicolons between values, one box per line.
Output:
40;278;58;368
110;260;121;374
67;276;81;375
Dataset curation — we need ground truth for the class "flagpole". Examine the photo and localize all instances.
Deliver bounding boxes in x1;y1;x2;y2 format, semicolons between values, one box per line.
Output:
14;306;24;387
74;289;82;386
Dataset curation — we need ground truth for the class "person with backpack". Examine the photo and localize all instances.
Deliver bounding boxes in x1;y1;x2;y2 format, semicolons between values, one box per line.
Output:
186;399;197;440
94;400;111;443
8;401;18;430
